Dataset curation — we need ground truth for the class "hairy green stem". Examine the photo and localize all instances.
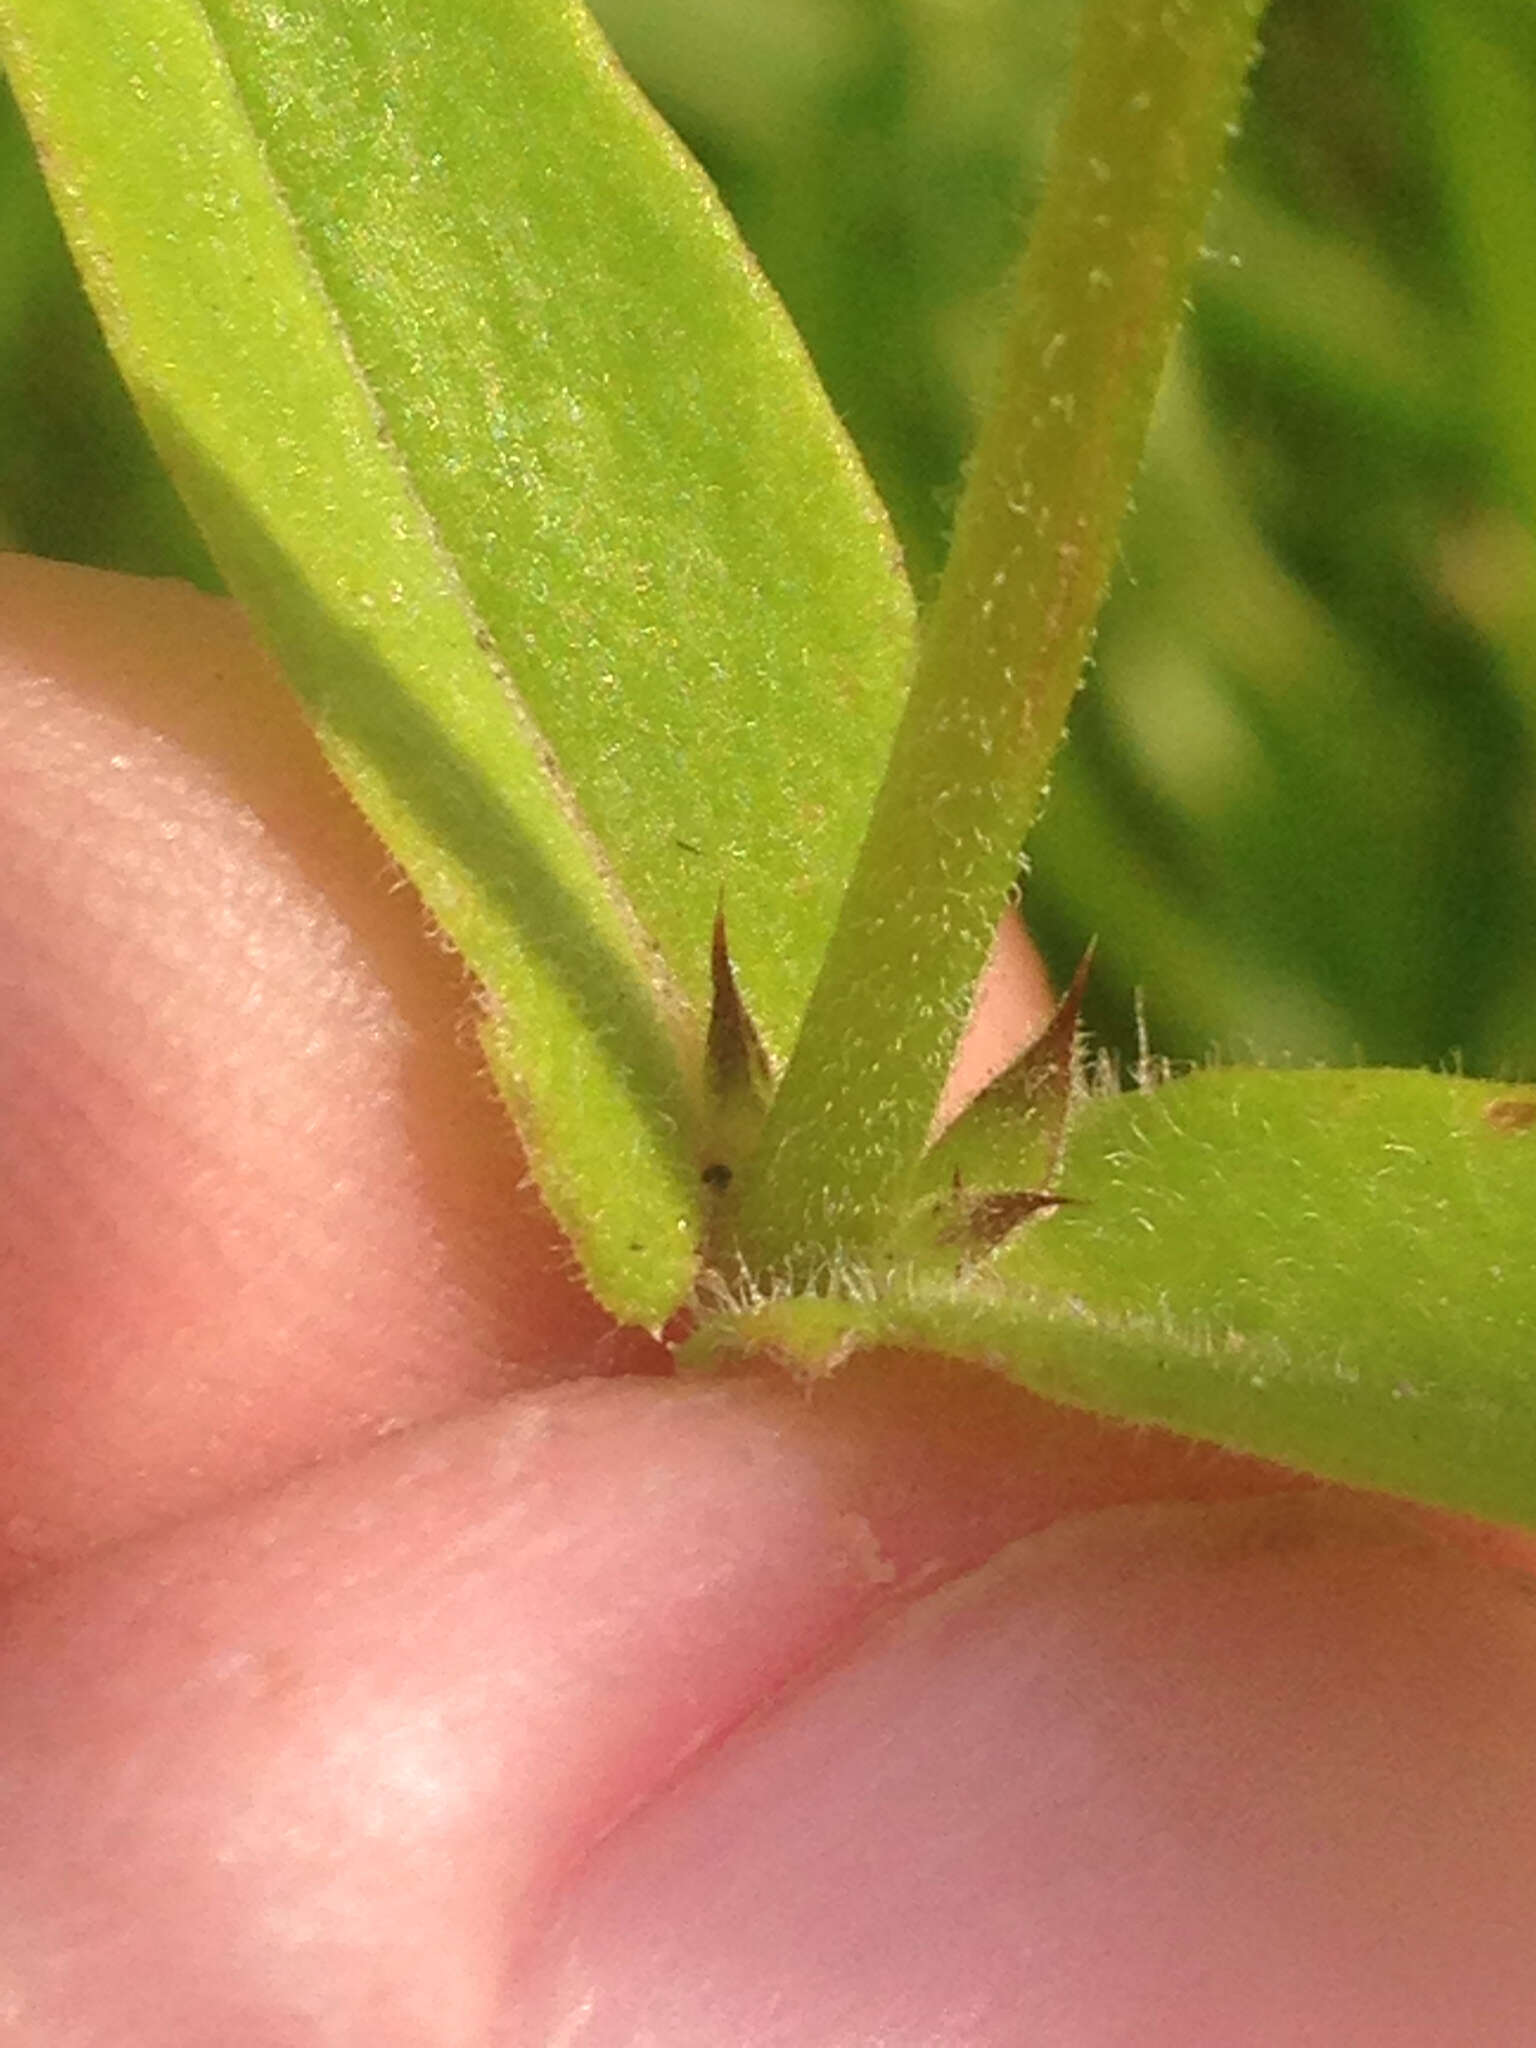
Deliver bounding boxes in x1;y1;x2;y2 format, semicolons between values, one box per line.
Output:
736;0;1268;1283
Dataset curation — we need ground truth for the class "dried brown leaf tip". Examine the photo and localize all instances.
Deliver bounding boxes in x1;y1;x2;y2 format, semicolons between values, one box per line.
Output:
1484;1097;1536;1134
932;1185;1073;1254
699;906;775;1247
705;903;772;1114
959;939;1094;1165
904;944;1097;1266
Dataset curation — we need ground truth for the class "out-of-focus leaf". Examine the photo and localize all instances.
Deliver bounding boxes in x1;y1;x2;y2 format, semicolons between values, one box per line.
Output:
1412;0;1536;541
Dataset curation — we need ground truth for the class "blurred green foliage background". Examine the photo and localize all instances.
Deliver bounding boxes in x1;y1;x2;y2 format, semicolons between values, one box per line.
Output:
4;0;1536;1076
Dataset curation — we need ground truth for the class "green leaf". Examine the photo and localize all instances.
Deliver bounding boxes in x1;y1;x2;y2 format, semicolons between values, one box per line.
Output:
734;0;1268;1281
0;75;215;579
0;0;913;1324
691;1067;1536;1530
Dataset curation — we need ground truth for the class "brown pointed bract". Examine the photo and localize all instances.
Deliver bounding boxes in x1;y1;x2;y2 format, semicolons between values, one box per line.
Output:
902;942;1096;1265
705;903;773;1110
933;1186;1074;1254
964;938;1094;1174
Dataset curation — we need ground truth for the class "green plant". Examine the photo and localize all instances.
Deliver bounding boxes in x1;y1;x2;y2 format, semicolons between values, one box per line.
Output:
3;0;1535;1528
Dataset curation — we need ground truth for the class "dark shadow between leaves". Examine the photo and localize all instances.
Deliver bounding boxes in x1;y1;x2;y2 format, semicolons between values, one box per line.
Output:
149;415;699;1171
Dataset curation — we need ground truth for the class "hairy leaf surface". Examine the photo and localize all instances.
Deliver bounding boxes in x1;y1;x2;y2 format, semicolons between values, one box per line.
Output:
0;0;913;1320
693;1068;1536;1528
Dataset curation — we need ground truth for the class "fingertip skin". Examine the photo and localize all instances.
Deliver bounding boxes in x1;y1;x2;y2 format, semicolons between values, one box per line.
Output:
516;1494;1536;2047
0;555;656;1575
0;1371;1197;2043
0;1354;1336;2046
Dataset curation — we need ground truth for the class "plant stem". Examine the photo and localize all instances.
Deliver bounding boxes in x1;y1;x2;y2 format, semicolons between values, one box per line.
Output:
735;0;1268;1285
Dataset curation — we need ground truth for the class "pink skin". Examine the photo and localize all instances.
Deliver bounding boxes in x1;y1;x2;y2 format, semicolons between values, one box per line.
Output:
2;553;1535;2043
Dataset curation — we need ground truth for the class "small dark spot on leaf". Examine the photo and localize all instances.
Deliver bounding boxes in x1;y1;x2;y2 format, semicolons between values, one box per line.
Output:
1484;1098;1536;1133
674;837;702;855
701;1162;733;1190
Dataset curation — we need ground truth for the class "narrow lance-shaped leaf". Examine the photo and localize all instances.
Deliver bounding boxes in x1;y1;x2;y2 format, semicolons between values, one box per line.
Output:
692;1067;1536;1532
735;0;1268;1283
0;0;914;1323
